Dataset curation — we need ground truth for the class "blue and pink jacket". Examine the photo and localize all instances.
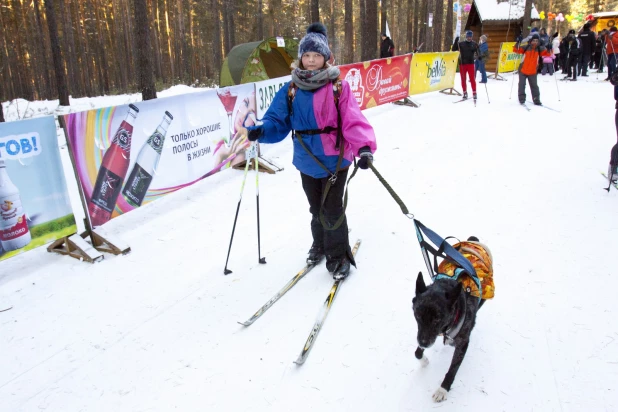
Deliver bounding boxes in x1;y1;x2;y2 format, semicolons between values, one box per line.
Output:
246;80;377;178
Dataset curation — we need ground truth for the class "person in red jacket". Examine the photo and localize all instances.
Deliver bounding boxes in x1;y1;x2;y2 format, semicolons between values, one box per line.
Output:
513;34;551;105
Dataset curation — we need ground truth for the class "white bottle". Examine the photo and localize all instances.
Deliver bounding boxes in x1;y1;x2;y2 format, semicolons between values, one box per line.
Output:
0;159;32;251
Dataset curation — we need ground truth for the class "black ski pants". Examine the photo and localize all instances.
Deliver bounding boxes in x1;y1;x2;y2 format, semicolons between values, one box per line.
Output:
579;54;591;75
567;55;579;79
518;72;540;103
301;168;354;266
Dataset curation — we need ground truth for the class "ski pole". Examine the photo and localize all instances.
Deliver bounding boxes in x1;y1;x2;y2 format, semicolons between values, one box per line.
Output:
554;65;561;101
509;70;516;99
484;82;490;103
223;156;252;275
255;149;266;265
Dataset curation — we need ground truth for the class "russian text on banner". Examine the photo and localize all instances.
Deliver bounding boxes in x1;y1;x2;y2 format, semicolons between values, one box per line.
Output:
338;54;412;110
62;84;254;229
0;116;77;262
409;52;459;95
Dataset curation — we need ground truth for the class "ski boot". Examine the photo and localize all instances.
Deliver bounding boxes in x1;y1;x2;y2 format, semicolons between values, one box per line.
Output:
463;91;468;100
533;99;542;106
307;244;324;265
326;256;351;280
473;92;477;101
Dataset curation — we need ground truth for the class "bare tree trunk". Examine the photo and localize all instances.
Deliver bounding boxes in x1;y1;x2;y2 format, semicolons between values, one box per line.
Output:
522;0;533;37
43;0;69;105
406;0;413;51
329;0;337;60
134;0;157;99
77;0;94;96
380;0;387;34
257;0;264;39
413;0;419;49
0;103;4;122
433;0;443;51
419;0;427;48
150;0;163;80
212;0;222;71
344;0;353;63
33;0;52;99
425;0;434;52
94;0;111;94
309;0;319;22
445;0;453;51
0;4;16;99
360;0;378;60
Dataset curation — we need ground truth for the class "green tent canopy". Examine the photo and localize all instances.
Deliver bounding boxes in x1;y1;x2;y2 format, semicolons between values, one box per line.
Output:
219;37;299;86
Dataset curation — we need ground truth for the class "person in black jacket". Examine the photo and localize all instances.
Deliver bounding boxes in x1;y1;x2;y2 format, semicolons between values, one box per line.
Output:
578;23;596;76
452;30;479;100
595;29;607;72
564;30;582;81
380;33;395;58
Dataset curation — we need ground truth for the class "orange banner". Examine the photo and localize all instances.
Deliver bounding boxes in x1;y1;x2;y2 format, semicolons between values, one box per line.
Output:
338;54;412;110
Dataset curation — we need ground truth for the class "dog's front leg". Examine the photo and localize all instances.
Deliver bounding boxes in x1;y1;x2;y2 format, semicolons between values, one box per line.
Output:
433;341;469;402
414;346;429;367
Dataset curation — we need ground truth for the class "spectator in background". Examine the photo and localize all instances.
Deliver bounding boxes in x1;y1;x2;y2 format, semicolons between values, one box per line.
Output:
578;23;596;76
539;28;550;48
552;32;561;72
475;35;489;83
606;27;618;81
594;29;606;72
564;29;582;81
541;48;555;75
380;33;395;58
452;30;479;100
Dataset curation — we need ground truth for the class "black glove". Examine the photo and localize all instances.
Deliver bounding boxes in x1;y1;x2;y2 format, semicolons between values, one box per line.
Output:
357;146;373;170
248;128;261;142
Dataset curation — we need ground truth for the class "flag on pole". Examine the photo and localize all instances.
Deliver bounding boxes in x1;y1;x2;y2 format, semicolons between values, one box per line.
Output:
385;20;391;38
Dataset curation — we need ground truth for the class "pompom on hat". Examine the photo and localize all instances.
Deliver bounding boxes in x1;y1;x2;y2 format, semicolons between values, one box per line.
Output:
298;22;331;60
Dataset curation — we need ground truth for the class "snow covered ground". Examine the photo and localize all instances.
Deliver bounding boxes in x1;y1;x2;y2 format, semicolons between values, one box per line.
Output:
1;73;617;412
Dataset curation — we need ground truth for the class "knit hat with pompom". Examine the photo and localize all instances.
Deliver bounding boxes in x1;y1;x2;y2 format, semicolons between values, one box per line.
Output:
298;23;331;60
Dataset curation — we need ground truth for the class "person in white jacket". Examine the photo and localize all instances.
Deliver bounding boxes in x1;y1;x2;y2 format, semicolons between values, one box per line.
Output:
552;33;561;72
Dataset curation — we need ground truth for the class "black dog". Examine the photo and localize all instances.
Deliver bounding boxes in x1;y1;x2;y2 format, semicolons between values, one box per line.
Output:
412;270;484;402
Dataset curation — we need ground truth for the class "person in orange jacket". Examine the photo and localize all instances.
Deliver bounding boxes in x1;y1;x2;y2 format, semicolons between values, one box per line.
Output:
513;34;551;105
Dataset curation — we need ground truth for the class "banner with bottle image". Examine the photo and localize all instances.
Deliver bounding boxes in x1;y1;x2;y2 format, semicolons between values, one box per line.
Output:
408;52;459;95
0;116;77;261
62;84;256;228
496;42;523;74
337;54;412;110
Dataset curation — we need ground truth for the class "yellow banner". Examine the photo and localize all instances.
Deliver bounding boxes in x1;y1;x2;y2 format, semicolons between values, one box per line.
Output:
408;52;459;95
596;17;617;33
497;42;523;73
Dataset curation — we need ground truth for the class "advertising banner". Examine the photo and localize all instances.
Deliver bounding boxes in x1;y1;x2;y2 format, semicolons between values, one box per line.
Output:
0;116;76;261
63;84;256;228
408;52;459;95
255;75;291;120
338;54;412;110
497;42;523;74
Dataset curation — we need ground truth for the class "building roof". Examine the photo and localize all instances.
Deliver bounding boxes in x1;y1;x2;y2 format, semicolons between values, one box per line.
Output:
475;0;540;22
592;11;618;18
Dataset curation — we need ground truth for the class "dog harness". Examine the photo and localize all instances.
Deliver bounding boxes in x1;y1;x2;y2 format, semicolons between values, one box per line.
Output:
442;292;467;344
436;241;495;300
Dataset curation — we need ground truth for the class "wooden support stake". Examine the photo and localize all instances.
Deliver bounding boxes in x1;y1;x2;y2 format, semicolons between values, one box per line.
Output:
81;227;131;256
47;234;104;263
393;97;421;108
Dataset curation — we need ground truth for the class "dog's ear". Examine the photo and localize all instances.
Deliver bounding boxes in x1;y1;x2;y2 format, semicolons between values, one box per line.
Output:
415;272;427;296
445;282;463;304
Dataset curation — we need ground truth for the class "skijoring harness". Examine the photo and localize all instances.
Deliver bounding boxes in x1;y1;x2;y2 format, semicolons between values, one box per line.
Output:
287;80;355;232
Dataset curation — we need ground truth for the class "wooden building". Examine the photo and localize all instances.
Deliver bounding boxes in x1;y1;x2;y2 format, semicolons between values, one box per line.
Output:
590;11;618;33
465;0;540;74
